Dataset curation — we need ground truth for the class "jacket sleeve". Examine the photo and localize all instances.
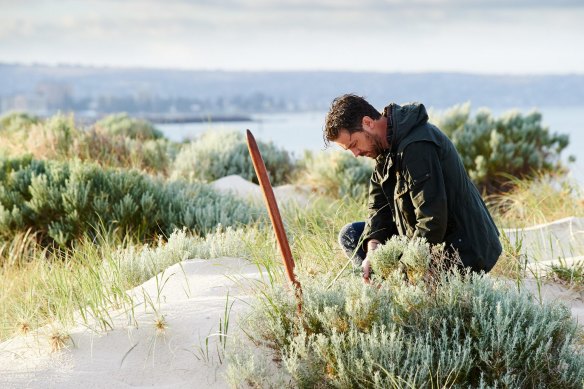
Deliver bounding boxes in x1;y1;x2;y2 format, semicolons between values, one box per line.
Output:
361;172;397;248
401;141;448;244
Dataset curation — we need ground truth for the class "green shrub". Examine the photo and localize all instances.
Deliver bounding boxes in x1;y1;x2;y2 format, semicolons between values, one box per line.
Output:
433;103;571;193
0;113;171;174
369;235;408;279
0;157;260;247
171;130;295;185
94;113;164;140
80;127;171;174
296;150;374;199
230;270;584;388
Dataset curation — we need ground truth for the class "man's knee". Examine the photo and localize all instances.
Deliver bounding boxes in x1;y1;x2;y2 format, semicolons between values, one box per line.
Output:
338;223;353;249
338;222;363;250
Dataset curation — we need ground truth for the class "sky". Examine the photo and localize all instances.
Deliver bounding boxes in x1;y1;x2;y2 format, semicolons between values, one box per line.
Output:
1;0;583;74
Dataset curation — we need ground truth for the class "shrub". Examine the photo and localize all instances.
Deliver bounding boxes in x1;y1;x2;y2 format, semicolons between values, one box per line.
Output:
79;126;171;174
229;270;584;388
94;113;164;140
0;113;80;159
171;130;295;185
432;103;571;193
296;150;374;199
0;113;172;174
0;157;260;247
369;235;432;282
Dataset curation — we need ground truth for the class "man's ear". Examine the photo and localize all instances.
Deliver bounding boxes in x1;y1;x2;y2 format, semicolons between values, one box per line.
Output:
362;116;374;131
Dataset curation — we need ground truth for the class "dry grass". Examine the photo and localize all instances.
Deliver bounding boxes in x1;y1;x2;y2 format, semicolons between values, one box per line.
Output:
488;174;584;228
49;329;70;352
17;321;31;335
154;315;168;335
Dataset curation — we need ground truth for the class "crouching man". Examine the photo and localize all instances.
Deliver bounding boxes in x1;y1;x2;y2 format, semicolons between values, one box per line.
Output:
324;94;502;279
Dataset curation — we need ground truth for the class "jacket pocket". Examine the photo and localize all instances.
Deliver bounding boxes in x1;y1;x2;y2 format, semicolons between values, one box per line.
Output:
408;171;431;190
407;171;431;204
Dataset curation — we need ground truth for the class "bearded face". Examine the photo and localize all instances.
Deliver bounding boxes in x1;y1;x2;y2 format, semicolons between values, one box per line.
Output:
335;129;386;159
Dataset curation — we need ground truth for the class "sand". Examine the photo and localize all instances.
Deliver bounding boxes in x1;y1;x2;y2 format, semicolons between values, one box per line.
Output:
0;258;265;389
503;217;584;266
211;174;314;207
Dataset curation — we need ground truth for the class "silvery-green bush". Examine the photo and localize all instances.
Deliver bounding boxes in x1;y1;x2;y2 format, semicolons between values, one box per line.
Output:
171;130;295;185
433;103;571;193
0;157;259;247
229;270;584;388
297;150;374;199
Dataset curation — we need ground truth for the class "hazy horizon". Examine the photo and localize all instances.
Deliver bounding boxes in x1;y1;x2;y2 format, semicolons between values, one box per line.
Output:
2;61;584;76
2;62;583;78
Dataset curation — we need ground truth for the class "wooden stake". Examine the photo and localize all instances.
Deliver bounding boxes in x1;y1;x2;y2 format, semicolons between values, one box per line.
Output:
246;130;302;306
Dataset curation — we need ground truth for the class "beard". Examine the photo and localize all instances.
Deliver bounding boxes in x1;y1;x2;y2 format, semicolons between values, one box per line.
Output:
364;132;386;159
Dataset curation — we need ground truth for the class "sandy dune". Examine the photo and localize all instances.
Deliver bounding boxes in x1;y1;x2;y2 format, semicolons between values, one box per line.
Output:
0;258;265;389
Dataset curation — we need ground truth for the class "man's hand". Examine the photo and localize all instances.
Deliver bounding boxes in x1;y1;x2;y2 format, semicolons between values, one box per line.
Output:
362;257;371;281
363;239;381;281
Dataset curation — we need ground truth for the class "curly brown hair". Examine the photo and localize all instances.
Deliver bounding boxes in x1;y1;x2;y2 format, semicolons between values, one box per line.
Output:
323;94;381;147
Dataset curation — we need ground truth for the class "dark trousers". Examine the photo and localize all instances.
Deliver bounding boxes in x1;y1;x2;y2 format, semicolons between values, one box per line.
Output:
338;221;367;267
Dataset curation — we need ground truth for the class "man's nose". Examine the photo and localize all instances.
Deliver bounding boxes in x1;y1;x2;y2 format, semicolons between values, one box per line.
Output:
351;148;360;157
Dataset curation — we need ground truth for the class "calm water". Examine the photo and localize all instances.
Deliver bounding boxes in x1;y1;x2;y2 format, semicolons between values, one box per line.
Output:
158;107;584;185
157;111;328;157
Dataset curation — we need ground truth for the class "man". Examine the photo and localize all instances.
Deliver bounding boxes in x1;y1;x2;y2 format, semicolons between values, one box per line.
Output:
324;94;502;278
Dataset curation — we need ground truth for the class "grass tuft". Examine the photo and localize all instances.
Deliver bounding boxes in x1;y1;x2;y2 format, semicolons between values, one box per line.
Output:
49;329;70;352
549;259;584;289
154;315;168;335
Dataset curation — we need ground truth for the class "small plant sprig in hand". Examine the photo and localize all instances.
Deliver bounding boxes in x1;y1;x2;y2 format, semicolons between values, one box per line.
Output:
369;235;432;282
369;236;461;285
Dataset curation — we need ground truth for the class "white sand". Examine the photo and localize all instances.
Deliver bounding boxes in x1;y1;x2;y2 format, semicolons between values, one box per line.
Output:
503;217;584;266
0;257;265;389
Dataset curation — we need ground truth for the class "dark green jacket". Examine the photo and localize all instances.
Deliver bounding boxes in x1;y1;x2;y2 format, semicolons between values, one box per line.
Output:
362;103;501;272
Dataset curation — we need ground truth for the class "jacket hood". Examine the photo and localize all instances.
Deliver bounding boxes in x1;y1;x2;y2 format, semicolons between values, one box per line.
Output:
384;102;429;152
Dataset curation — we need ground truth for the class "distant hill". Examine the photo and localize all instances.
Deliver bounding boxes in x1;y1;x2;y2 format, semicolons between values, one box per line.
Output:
1;63;583;116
